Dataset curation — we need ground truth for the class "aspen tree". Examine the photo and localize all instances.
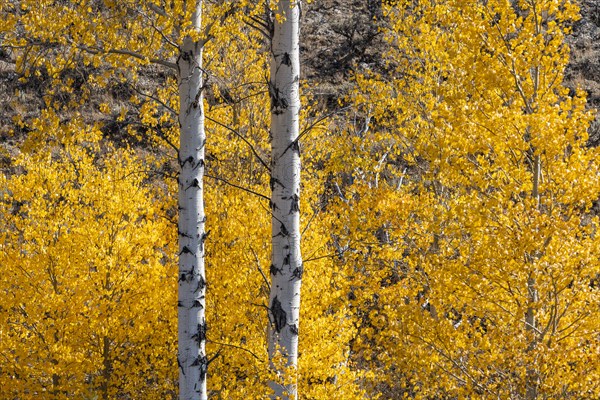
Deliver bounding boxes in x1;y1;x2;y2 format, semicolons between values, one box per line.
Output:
331;0;600;397
0;2;243;397
176;1;210;398
267;1;302;398
1;1;367;398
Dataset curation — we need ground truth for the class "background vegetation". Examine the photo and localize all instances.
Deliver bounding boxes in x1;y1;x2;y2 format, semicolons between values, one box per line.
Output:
1;0;598;398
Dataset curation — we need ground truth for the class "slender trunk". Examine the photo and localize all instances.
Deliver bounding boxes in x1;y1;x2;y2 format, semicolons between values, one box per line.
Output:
101;335;112;399
525;51;541;399
520;0;541;379
177;2;208;399
267;1;302;399
51;360;60;397
525;154;541;400
525;273;538;399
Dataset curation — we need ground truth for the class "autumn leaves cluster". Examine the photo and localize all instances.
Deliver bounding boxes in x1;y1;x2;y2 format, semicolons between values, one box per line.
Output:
1;0;599;399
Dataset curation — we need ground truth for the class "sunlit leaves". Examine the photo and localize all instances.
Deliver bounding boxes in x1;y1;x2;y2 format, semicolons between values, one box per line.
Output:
334;0;600;398
0;131;177;399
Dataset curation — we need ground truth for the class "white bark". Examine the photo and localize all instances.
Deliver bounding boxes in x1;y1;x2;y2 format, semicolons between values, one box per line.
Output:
267;1;302;399
177;2;208;399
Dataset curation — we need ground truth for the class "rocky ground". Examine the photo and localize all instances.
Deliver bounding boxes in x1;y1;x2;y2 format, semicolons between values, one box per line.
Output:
1;0;599;151
566;0;600;145
301;0;600;145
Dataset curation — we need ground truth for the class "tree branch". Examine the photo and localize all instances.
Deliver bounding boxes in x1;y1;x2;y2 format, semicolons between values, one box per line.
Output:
207;339;263;362
199;4;238;47
74;43;177;70
249;245;271;292
244;16;271;39
128;83;178;116
205;115;270;171
280;106;352;158
205;173;270;201
147;3;168;17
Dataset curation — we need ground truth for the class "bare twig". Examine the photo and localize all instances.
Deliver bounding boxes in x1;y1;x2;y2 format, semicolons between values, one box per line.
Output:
250;246;271;292
74;43;177;70
205;173;270;201
206;340;263;362
279;106;352;158
205;115;270;171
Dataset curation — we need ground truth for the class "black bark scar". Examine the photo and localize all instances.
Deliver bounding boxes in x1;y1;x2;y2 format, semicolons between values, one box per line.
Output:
185;178;200;190
291;265;303;280
270;264;282;276
270;177;284;190
179;246;195;256
270;296;287;333
289;193;300;214
191;321;207;345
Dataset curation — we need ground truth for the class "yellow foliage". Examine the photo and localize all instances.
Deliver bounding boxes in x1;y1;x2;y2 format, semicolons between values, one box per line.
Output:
335;0;600;398
1;0;599;398
0;132;177;398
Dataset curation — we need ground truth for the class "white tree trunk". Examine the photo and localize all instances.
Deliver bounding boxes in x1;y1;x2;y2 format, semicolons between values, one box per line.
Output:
267;1;302;399
177;2;207;399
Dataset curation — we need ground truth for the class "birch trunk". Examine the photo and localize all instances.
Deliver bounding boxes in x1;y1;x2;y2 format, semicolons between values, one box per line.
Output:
268;1;302;399
177;2;208;399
